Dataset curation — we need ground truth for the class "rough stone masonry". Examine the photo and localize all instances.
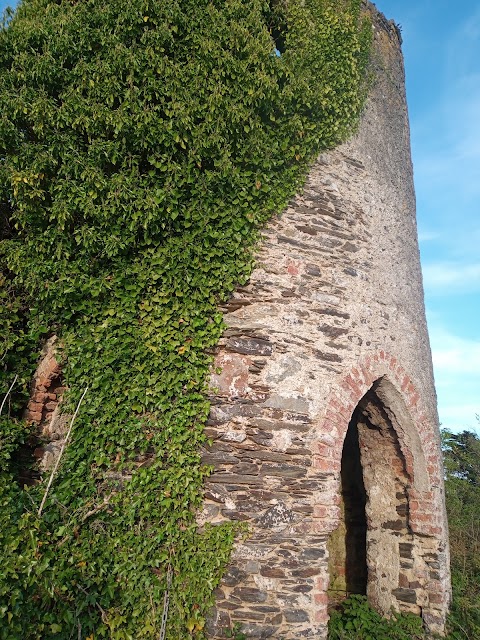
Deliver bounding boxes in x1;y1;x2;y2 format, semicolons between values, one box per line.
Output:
201;3;451;638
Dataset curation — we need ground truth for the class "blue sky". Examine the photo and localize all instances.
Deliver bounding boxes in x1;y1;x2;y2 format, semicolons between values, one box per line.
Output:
376;0;480;432
1;0;479;432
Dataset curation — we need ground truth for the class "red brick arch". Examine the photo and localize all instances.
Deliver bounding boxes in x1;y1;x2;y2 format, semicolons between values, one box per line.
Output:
310;350;448;626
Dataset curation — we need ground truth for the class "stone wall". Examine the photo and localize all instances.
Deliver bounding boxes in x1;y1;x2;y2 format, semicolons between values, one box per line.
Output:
201;4;451;638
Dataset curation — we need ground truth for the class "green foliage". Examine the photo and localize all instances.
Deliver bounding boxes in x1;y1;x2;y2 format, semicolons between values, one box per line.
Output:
0;415;29;470
442;428;480;640
225;622;247;640
0;0;371;637
327;595;427;640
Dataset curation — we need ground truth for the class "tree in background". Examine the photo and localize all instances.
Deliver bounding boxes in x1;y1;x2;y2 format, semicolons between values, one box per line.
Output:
442;425;480;639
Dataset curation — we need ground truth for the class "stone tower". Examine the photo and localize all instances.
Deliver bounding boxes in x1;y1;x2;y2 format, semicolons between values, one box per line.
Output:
201;4;451;638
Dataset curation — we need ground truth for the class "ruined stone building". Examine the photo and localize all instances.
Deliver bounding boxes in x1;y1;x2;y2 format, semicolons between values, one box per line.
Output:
201;4;451;638
17;3;450;638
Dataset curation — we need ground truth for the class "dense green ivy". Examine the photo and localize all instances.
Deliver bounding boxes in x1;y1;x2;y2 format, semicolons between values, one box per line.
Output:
0;0;371;637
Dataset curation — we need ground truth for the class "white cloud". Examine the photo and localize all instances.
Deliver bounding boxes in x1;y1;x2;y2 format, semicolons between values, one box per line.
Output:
438;404;479;432
411;9;480;203
422;262;480;292
413;90;480;202
431;330;480;375
418;229;440;243
428;324;480;432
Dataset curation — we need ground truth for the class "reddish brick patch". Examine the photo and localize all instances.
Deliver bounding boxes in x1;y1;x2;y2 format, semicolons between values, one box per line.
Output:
25;339;63;427
210;353;251;399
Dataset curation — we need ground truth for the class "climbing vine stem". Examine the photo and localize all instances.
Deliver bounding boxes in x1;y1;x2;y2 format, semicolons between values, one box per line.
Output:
0;374;17;416
37;386;88;517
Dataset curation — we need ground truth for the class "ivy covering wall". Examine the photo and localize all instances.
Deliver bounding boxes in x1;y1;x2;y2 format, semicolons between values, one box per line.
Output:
0;0;371;637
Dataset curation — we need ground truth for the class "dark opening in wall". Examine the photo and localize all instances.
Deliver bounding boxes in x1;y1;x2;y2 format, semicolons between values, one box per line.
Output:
15;437;42;487
328;412;368;606
341;414;368;596
328;378;427;617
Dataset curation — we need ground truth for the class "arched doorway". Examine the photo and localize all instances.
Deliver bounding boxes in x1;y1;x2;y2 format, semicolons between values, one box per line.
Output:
328;377;424;616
